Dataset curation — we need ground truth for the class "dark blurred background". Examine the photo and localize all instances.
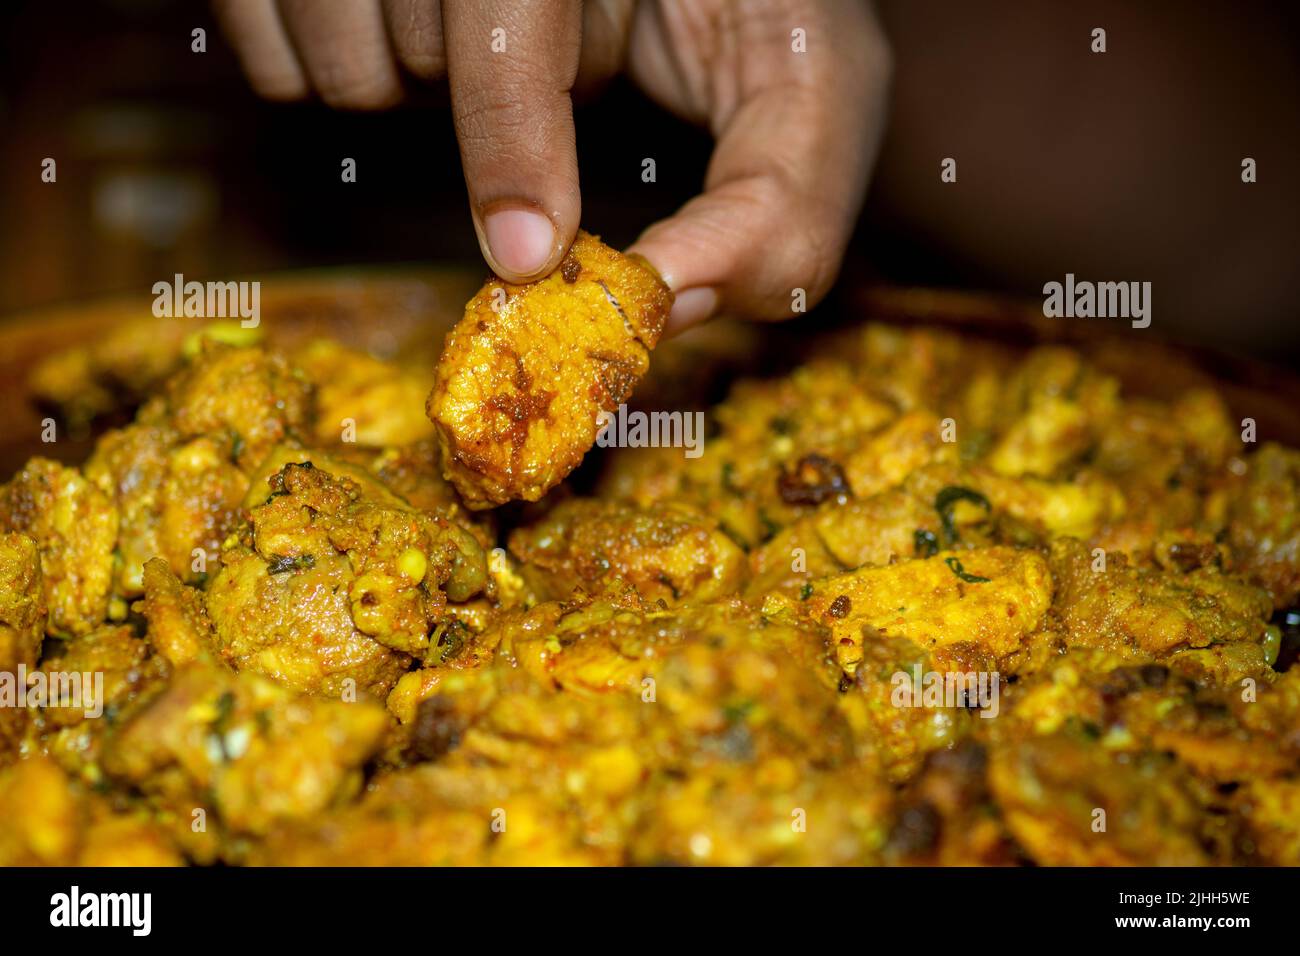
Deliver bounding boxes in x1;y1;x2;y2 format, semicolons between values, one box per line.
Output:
0;0;719;307
1;0;1297;358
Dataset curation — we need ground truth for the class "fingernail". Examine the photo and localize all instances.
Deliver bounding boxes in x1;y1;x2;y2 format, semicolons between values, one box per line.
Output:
667;287;719;331
482;206;556;279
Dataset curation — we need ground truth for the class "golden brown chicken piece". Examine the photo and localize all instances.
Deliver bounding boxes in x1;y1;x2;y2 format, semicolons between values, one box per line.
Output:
258;595;887;866
100;663;389;848
616;607;886;866
0;755;182;866
1049;539;1274;665
87;420;249;596
136;557;217;668
791;545;1054;678
35;625;172;786
0;532;45;670
0;458;118;636
294;339;436;448
84;342;312;595
205;456;487;697
839;631;974;783
989;731;1214;866
37;626;167;737
507;498;747;605
428;231;673;509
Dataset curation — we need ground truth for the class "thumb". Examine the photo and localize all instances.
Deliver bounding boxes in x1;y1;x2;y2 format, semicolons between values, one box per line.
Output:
628;0;890;334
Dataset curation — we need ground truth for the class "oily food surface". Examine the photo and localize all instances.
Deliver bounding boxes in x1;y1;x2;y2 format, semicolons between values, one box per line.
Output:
428;231;673;509
1;318;1299;866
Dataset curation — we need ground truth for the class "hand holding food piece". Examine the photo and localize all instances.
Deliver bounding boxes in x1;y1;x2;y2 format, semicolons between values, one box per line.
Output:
216;0;886;331
428;231;672;509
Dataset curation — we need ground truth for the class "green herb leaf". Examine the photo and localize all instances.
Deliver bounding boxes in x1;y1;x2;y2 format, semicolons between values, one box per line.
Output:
267;553;315;575
944;556;990;584
934;486;992;546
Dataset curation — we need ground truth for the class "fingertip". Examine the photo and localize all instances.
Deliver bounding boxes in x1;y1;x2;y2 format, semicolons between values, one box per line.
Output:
625;236;687;297
480;204;560;282
247;71;311;102
627;232;719;335
664;287;719;337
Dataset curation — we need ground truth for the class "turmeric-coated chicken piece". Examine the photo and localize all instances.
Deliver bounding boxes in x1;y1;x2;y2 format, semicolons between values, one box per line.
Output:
386;593;765;724
0;458;118;636
205;454;487;697
507;498;747;605
136;556;217;668
0;755;182;866
35;625;172;787
0;532;45;669
838;631;974;783
253;755;622;866
84;342;312;595
37;625;167;734
789;546;1053;678
429;231;673;509
1049;539;1274;665
100;663;389;848
252;641;656;864
988;731;1214;865
614;608;886;865
294;339;436;448
261;597;888;866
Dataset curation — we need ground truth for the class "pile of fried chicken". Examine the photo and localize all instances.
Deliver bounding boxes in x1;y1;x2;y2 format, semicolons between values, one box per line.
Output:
1;234;1297;866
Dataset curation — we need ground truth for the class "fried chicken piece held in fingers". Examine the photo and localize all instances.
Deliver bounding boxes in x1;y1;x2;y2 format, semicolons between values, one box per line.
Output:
429;231;673;509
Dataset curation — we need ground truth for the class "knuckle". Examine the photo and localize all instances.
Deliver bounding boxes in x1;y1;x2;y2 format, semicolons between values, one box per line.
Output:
751;200;842;313
454;85;567;155
781;215;842;303
395;47;446;81
315;66;402;109
248;70;309;102
387;4;445;79
455;92;533;145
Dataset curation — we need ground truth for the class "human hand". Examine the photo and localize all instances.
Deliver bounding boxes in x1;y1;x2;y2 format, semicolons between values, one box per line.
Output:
215;0;891;334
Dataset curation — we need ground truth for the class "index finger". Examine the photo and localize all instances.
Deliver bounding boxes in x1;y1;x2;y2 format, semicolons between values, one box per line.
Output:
442;0;584;282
